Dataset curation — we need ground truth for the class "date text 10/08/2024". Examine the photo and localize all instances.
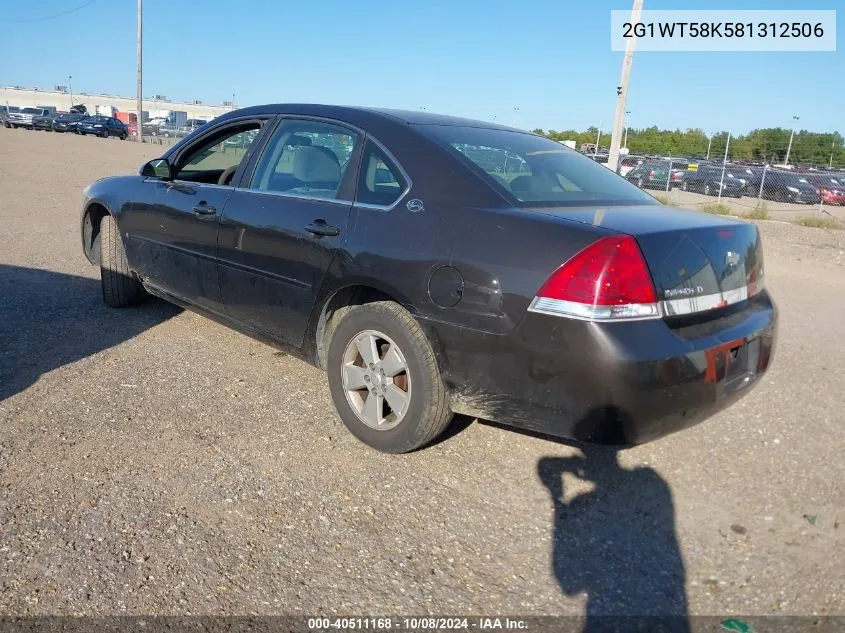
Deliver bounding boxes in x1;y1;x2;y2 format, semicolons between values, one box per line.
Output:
308;617;529;630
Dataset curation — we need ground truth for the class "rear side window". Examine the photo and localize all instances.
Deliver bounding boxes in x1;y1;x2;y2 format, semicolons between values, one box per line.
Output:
356;142;406;207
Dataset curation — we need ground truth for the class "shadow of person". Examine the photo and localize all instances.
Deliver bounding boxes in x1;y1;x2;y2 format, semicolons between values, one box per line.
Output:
0;264;181;402
538;447;689;633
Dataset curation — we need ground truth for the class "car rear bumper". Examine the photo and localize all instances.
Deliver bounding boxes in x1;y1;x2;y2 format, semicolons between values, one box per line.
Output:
428;292;777;445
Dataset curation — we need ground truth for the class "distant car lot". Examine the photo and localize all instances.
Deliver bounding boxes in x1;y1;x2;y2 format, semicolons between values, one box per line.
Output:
1;129;844;617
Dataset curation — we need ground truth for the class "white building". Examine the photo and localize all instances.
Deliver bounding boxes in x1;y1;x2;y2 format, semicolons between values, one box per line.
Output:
1;86;235;122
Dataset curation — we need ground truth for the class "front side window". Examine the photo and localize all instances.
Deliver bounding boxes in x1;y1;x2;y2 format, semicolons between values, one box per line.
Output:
423;125;655;207
175;122;264;185
356;142;406;206
249;119;358;200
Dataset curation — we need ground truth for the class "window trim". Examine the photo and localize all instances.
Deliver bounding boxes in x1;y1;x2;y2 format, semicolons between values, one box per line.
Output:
237;114;365;204
353;135;412;211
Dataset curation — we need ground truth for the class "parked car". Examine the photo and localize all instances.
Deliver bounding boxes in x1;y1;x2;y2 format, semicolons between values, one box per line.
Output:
679;166;744;197
0;105;20;128
52;112;86;133
6;106;51;129
77;116;129;139
79;104;776;453
754;170;820;204
618;155;645;177
184;118;208;132
625;161;674;190
31;111;56;131
156;122;181;138
803;174;845;205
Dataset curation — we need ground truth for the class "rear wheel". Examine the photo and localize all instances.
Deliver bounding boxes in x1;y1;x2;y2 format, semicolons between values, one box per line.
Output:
704;183;712;196
326;301;453;453
120;131;127;140
99;215;147;307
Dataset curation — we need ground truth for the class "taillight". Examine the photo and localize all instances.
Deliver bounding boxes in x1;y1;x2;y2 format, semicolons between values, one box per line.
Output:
529;235;661;321
648;170;655;179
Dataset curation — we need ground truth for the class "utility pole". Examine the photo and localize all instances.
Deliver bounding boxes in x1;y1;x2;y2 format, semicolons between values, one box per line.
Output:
623;110;631;148
607;0;644;173
783;115;799;166
718;131;731;204
67;75;74;108
136;0;143;141
594;120;602;158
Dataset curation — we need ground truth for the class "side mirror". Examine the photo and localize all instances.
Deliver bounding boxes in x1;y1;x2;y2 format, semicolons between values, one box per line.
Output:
141;158;172;180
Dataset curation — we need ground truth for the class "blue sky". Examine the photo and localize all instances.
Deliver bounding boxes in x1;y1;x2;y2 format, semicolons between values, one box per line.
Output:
0;0;841;134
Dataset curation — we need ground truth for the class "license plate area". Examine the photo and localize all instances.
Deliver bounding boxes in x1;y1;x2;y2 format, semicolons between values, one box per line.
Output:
723;338;761;393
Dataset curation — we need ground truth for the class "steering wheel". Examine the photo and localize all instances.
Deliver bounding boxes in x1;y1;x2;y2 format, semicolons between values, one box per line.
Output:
218;164;239;186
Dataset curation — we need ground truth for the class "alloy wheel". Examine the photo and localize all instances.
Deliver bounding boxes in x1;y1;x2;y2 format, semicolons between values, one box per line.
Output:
341;329;411;431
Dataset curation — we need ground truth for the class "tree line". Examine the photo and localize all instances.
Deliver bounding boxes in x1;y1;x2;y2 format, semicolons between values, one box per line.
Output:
532;126;845;168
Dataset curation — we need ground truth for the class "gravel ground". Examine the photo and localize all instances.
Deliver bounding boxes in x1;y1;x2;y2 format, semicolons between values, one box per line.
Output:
1;129;844;618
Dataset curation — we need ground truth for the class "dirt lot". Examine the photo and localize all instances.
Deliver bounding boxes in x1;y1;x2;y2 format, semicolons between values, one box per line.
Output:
1;129;844;618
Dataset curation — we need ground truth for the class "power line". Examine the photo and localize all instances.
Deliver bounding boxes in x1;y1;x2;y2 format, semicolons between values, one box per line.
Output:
0;0;97;23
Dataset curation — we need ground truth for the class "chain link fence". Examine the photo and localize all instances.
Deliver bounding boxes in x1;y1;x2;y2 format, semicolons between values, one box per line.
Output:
537;126;845;226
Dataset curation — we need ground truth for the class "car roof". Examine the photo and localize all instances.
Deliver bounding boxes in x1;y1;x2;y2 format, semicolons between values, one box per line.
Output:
216;103;525;133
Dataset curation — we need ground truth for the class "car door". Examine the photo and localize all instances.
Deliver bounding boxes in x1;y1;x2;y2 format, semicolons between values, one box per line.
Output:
122;117;272;314
216;117;362;346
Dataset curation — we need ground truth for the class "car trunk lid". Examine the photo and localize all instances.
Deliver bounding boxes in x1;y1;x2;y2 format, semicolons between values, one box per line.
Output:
530;204;764;317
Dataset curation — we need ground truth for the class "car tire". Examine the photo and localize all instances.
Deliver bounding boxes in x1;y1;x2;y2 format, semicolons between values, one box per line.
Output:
704;183;712;196
101;130;109;139
99;215;147;308
326;301;453;453
637;177;644;188
681;181;688;191
120;132;127;140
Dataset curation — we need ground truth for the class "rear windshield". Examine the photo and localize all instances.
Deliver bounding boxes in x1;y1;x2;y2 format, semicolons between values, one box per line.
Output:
21;108;41;114
421;125;654;207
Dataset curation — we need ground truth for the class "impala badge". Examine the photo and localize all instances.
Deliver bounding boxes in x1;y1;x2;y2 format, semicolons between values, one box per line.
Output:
406;199;424;213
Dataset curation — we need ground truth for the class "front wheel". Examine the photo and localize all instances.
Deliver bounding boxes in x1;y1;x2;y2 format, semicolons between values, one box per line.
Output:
99;215;147;307
120;132;127;140
326;301;453;453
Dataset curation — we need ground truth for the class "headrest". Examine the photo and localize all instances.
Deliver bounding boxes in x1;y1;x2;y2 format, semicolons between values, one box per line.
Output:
292;146;341;183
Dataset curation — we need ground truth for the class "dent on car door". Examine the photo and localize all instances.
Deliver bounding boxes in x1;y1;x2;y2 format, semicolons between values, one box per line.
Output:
216;117;362;346
122;119;270;313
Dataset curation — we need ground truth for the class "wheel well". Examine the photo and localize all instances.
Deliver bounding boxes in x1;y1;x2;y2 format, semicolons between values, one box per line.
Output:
82;203;110;264
313;285;393;370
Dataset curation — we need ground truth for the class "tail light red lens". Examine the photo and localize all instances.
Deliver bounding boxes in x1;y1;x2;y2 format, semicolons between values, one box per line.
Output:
648;170;655;179
530;235;661;321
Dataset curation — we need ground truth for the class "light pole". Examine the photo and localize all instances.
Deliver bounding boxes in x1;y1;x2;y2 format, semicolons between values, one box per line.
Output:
594;120;603;158
706;133;712;160
623;110;631;148
68;75;73;108
607;0;644;172
136;0;143;140
783;115;799;166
